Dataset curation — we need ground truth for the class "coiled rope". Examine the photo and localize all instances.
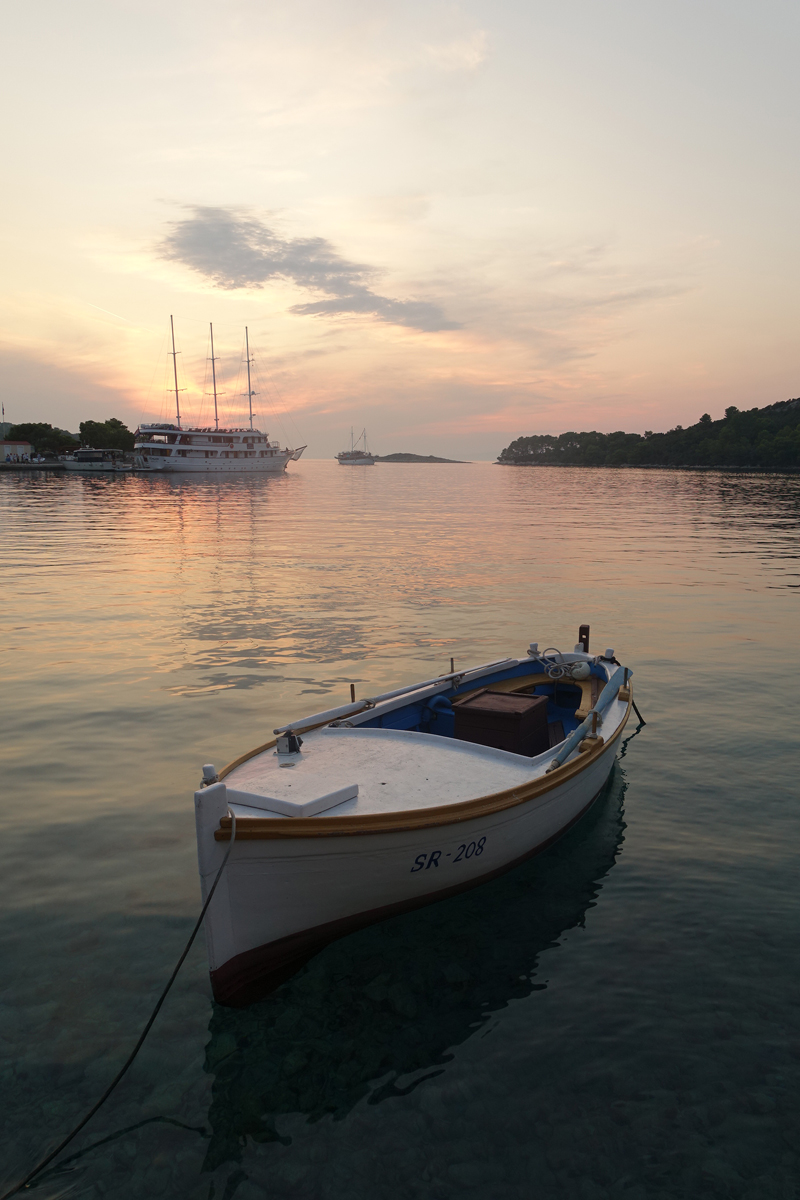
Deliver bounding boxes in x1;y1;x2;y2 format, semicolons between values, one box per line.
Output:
1;810;237;1200
536;648;571;679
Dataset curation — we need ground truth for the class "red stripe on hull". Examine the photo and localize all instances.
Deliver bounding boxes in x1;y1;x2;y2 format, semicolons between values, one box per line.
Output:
210;779;610;1008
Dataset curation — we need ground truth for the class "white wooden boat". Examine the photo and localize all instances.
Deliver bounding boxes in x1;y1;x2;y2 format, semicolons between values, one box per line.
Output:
194;631;634;1007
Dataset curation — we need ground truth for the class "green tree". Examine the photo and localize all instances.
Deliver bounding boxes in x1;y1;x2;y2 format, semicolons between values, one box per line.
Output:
6;423;78;455
79;418;135;451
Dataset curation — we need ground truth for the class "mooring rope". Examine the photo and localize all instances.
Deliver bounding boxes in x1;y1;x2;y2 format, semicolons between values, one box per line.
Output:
1;810;237;1200
536;647;570;678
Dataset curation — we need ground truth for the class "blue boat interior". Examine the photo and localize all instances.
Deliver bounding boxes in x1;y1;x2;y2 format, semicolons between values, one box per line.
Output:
358;660;608;754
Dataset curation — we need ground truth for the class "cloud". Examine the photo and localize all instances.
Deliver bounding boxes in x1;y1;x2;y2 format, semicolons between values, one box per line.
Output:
423;31;488;72
159;206;459;332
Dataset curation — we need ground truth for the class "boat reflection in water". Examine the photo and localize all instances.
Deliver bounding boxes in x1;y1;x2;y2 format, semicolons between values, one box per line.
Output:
201;762;628;1171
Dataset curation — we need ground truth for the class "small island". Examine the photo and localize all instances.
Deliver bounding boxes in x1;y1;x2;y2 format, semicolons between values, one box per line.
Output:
375;453;469;463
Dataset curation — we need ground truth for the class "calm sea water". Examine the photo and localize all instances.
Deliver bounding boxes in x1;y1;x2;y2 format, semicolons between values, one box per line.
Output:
1;462;799;1200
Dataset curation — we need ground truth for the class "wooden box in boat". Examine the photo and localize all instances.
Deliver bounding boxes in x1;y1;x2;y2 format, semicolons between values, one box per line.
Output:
452;689;550;756
194;642;634;1007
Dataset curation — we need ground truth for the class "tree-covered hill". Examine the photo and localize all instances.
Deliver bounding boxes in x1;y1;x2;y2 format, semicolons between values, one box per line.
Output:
497;398;800;469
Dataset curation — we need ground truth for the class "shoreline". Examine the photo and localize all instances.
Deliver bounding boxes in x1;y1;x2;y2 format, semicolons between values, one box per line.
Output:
4;460;799;476
496;462;800;473
0;462;66;471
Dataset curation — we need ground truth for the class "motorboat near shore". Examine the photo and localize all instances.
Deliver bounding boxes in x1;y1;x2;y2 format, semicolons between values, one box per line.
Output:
62;448;132;472
194;629;634;1007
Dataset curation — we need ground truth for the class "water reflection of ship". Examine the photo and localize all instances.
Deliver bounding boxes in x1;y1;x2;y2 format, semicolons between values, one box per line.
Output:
201;763;628;1170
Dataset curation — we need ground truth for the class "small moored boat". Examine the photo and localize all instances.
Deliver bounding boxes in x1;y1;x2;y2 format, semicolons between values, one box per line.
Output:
62;448;132;472
194;629;634;1007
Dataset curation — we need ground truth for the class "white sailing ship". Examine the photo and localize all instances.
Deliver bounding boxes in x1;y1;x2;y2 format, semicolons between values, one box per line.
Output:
134;319;305;474
336;428;375;465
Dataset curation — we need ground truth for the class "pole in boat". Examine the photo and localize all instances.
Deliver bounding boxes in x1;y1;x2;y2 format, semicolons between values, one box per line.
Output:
209;323;219;432
244;327;257;432
170;315;182;430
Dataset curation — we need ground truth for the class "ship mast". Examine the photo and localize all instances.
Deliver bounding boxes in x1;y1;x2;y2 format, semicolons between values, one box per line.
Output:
244;327;257;432
209;322;219;431
170;315;182;430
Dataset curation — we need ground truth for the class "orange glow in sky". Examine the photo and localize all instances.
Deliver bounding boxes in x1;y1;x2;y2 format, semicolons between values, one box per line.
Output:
2;0;799;459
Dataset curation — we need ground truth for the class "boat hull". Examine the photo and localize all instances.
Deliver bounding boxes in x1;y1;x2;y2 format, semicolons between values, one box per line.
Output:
134;454;291;474
197;737;618;1007
62;462;132;472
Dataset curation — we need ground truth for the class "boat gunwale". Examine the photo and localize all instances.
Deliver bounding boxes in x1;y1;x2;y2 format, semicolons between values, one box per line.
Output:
213;689;632;840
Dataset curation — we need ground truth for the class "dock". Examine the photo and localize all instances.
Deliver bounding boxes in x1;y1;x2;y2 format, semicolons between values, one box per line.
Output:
0;462;67;472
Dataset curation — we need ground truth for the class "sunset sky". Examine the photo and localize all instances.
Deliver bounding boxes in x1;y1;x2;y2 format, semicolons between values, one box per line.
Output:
3;0;799;459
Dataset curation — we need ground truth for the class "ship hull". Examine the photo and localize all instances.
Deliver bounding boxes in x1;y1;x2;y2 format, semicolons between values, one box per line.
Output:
135;454;291;474
63;462;132;473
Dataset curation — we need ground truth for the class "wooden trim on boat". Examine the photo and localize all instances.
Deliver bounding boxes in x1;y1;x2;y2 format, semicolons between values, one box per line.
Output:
213;692;632;840
575;677;604;720
218;737;279;779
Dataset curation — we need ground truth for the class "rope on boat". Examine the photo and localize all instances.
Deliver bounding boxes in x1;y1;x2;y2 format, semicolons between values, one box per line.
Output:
0;811;238;1200
537;647;571;678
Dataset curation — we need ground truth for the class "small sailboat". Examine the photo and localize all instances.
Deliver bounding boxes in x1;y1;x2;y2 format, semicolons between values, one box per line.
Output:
194;627;634;1007
135;319;306;474
336;427;375;465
